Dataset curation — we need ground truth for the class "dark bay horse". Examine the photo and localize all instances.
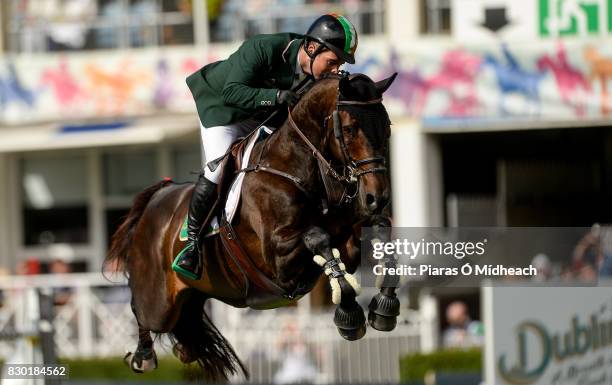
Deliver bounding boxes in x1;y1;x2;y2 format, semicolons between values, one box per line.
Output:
104;72;399;380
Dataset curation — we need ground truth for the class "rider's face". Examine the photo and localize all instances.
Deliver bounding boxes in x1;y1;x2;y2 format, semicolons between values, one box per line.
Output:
307;45;344;79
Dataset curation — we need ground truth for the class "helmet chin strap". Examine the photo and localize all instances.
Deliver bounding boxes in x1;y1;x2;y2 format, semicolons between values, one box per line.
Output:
304;42;324;80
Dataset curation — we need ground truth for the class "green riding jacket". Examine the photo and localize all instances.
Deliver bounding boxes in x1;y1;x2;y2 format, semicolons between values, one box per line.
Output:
186;33;305;128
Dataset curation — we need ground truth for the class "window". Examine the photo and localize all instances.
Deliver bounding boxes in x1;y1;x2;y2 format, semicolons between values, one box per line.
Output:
421;0;451;35
103;149;157;197
5;0;194;53
105;208;130;248
171;143;201;183
21;155;89;245
103;149;158;246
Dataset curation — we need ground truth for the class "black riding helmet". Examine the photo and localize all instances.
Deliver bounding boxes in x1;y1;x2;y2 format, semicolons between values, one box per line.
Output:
304;13;358;65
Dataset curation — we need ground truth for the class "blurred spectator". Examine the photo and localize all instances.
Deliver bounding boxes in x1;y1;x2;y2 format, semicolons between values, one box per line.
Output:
573;223;612;279
47;243;75;305
130;0;159;47
161;0;195;45
560;263;575;282
16;257;41;275
34;0;98;51
530;253;552;281
274;319;319;384
95;0;122;49
577;263;598;283
442;301;483;349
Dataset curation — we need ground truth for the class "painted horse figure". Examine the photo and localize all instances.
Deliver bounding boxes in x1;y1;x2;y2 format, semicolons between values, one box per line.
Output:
104;72;400;380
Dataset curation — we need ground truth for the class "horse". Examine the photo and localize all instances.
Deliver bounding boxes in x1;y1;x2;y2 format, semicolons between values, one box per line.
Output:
103;72;400;381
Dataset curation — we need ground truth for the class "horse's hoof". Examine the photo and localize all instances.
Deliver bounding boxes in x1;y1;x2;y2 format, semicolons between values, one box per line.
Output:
368;293;400;331
334;301;366;341
368;292;400;316
337;323;366;341
368;310;397;332
124;349;158;373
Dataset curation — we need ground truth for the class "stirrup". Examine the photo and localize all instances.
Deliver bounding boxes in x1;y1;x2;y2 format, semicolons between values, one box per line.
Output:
172;244;200;280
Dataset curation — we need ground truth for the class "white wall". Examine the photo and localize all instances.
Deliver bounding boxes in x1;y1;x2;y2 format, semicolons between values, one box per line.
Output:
390;119;444;227
385;0;420;43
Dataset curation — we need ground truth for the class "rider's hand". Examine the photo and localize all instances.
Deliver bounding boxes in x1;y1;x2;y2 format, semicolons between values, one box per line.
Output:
276;90;300;106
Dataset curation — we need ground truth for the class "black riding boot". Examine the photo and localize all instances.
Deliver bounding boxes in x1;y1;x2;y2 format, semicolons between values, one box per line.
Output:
172;174;217;280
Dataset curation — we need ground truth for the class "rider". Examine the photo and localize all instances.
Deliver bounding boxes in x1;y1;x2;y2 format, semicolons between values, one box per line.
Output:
172;14;359;280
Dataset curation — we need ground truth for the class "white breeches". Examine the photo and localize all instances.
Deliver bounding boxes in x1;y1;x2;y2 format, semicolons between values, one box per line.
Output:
200;118;260;184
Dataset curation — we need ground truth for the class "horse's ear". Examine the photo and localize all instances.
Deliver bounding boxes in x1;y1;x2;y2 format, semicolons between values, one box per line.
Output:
374;73;397;94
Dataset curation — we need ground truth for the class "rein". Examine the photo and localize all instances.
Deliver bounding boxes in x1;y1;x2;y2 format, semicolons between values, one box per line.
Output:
241;81;388;210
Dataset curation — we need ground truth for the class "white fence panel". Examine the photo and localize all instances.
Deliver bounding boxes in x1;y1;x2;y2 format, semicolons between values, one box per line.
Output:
0;274;423;383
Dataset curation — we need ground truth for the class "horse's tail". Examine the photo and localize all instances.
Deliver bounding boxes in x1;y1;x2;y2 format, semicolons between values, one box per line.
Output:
169;292;248;381
103;179;174;278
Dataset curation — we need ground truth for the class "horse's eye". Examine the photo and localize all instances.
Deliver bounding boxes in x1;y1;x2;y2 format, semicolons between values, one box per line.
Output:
343;125;356;136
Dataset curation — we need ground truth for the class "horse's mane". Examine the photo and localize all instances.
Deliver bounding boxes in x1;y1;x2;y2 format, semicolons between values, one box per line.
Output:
299;74;339;102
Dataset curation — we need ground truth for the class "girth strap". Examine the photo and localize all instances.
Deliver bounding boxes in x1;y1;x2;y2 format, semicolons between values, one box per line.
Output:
218;218;292;302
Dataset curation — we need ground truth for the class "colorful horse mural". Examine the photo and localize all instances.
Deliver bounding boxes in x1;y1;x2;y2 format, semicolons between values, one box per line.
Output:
83;60;152;115
40;58;84;111
153;59;173;108
482;44;545;116
583;46;612;115
422;50;482;117
384;50;428;115
537;43;591;116
0;42;610;124
0;62;36;108
384;49;481;117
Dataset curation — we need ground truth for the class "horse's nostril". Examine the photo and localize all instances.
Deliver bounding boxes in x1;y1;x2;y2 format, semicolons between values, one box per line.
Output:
366;193;378;211
366;193;376;206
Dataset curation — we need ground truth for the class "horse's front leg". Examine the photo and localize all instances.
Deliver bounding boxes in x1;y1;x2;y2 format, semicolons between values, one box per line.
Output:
366;215;401;332
302;226;366;341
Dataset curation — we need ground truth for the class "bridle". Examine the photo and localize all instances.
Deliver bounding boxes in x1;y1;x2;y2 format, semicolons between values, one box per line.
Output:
332;99;388;178
286;82;387;206
241;76;388;211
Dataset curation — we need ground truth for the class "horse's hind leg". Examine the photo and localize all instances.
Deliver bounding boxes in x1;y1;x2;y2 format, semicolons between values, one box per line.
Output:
303;226;366;341
124;301;158;373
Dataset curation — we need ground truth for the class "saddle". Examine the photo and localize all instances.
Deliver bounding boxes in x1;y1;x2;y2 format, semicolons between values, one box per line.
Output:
201;128;305;309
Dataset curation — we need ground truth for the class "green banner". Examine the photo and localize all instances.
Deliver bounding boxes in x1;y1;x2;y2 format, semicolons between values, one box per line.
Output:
539;0;612;36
